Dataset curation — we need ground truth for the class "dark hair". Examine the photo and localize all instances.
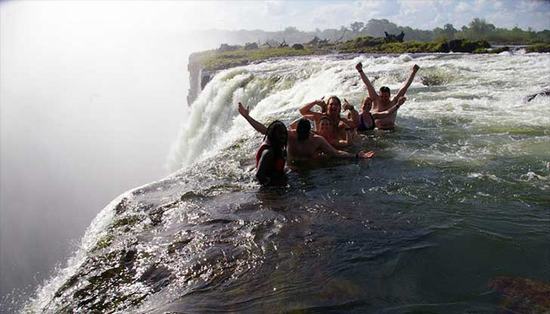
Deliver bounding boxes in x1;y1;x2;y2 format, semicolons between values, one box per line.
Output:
265;120;287;158
296;119;311;141
380;86;390;94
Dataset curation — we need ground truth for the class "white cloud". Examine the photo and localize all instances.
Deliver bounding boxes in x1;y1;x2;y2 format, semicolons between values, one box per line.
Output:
2;0;547;35
455;1;470;14
264;1;287;16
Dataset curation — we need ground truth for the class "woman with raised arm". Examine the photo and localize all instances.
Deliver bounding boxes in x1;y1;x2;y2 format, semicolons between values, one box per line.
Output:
238;103;287;185
238;102;374;184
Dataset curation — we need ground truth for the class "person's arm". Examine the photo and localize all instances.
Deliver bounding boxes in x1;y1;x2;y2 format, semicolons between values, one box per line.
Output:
299;99;325;117
256;149;274;185
337;129;352;147
317;136;374;159
356;63;378;100
238;102;267;135
343;98;359;128
394;64;419;100
371;97;406;119
360;96;372;113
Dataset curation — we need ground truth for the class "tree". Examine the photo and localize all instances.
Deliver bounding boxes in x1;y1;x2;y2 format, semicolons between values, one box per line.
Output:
350;22;365;33
443;23;457;40
284;26;299;33
364;19;400;37
467;18;496;40
337;26;350;41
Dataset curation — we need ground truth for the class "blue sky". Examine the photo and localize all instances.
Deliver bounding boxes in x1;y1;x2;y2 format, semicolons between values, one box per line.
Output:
2;0;549;33
278;0;550;31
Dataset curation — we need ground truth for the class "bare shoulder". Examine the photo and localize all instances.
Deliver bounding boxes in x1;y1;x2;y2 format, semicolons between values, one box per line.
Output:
288;130;298;140
313;134;330;146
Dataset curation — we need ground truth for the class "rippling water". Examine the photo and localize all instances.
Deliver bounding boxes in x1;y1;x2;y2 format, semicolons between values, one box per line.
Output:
27;53;550;313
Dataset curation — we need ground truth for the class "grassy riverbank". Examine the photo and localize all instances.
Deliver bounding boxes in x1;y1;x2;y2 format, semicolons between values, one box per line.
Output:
192;36;550;71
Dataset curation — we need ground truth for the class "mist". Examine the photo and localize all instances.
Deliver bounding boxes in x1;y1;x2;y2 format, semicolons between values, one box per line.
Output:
0;2;223;301
2;0;548;309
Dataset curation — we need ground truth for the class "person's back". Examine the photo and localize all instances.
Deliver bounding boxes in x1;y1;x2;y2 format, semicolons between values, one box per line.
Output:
238;107;375;173
288;133;327;161
287;118;320;161
287;119;373;161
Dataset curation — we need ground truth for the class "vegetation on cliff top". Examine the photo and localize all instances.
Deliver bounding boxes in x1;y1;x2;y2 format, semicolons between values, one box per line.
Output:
190;17;550;71
193;36;545;71
195;47;315;71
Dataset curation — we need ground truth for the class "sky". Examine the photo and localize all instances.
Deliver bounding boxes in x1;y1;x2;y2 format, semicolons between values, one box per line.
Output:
1;0;549;34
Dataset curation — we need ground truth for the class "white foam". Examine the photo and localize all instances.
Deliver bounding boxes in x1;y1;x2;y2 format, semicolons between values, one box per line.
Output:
168;53;550;170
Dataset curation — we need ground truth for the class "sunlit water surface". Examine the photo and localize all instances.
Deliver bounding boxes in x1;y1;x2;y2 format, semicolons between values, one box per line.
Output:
27;53;550;313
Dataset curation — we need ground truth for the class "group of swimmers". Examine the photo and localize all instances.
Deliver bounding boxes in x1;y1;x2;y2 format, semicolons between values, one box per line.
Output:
238;62;420;185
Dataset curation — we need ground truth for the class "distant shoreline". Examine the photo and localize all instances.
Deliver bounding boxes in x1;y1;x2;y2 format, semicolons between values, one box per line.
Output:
186;37;550;105
192;37;550;72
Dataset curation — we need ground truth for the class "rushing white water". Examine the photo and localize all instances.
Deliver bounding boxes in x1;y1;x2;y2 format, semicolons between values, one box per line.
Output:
25;52;550;313
168;53;550;171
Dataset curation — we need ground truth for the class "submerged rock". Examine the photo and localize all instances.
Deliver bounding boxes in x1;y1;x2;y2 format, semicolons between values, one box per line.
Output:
489;276;550;313
526;88;550;102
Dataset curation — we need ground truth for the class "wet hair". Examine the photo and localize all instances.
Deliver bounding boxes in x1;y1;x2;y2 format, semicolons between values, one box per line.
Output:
380;86;390;94
265;120;287;157
296;119;311;141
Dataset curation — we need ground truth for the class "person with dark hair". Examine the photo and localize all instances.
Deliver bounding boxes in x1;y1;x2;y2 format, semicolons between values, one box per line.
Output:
356;62;419;130
296;118;311;141
238;103;373;183
255;120;288;185
237;104;288;185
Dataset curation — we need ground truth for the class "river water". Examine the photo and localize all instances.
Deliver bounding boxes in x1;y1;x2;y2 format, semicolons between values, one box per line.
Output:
27;53;550;313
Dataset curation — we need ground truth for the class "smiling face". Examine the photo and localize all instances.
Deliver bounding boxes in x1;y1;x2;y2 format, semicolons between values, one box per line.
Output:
327;96;341;117
318;118;333;138
380;87;391;103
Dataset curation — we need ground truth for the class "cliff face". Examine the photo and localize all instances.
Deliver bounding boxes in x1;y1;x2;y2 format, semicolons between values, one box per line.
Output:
187;53;215;106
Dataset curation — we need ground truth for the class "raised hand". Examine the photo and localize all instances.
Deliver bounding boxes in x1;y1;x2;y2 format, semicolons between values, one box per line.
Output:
343;98;352;111
237;102;249;117
356;62;363;72
317;98;327;111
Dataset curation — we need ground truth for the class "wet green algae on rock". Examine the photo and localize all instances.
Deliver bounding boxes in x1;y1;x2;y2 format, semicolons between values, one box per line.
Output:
490;276;550;313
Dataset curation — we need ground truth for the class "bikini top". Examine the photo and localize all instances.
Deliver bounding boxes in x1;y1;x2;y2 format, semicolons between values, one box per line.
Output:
255;143;286;173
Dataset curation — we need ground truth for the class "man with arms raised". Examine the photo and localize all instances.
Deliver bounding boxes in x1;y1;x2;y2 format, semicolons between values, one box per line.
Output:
355;62;420;130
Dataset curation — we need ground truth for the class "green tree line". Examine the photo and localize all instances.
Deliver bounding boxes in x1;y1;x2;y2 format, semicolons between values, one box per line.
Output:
340;18;550;44
195;17;549;48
